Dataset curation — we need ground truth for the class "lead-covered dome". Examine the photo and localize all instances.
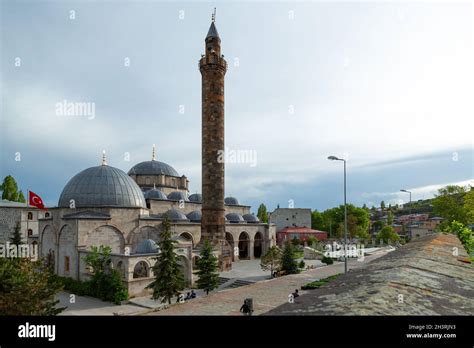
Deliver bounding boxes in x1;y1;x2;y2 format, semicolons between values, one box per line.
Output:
226;213;245;223
225;197;240;205
145;188;168;200
186;210;202;222
243;214;260;223
136;239;159;254
162;208;189;222
59;165;146;208
188;193;202;203
167;191;189;201
128;160;179;177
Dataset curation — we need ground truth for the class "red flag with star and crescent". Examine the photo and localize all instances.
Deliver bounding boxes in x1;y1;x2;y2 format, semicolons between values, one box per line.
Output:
29;191;47;211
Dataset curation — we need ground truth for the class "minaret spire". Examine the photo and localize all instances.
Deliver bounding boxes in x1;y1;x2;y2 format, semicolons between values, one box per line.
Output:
212;8;216;22
152;144;156;161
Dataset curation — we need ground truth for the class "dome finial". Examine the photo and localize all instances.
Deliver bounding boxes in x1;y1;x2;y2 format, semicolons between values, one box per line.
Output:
212;7;216;22
153;183;156;189
101;150;107;166
152;144;156;161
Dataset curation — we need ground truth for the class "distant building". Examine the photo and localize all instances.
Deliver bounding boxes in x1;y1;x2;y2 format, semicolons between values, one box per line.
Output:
269;208;312;232
277;227;327;246
396;213;430;224
0;199;49;244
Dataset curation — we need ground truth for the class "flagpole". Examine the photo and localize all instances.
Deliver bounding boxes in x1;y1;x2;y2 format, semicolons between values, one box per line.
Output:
26;189;29;243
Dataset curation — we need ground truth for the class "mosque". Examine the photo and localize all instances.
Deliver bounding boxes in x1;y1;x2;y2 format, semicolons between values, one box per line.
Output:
37;17;276;297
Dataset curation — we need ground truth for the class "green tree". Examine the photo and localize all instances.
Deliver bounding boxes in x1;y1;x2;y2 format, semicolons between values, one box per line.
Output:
195;239;220;295
433;185;469;227
257;203;268;223
306;235;317;248
380;201;386;212
260;246;282;277
10;221;23;246
387;211;394;225
147;217;184;304
311;210;324;230
376;226;400;244
0;257;65;315
280;242;299;275
83;245;128;304
463;189;474;224
443;220;474;255
18;191;26;203
1;175;25;202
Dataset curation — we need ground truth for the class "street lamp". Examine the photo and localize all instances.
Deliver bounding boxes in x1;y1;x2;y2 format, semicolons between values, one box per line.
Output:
400;189;412;215
328;155;347;273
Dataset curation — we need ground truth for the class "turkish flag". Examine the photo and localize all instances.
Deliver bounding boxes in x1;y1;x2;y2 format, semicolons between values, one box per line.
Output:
29;191;47;210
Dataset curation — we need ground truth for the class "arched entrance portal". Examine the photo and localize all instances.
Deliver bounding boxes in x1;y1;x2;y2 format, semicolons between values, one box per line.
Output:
254;232;263;258
225;232;235;261
238;232;250;260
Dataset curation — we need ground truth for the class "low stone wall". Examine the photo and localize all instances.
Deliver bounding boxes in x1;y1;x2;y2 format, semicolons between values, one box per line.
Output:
268;233;474;315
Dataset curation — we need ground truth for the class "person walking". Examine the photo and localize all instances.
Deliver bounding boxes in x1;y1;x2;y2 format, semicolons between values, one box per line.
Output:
240;299;252;316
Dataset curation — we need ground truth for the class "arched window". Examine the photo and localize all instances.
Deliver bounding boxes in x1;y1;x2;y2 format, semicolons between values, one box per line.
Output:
45;212;50;218
27;229;33;236
27;212;33;220
133;261;149;279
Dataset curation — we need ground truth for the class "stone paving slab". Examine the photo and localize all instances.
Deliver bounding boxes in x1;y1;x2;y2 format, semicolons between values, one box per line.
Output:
145;249;392;316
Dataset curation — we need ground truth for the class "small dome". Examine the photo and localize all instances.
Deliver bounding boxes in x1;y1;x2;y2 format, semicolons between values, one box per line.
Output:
226;213;245;223
243;214;260;223
188;193;202;203
145;188;168;200
163;208;189;221
167;191;189;201
136;239;159;254
128;160;180;177
225;197;240;205
59;165;146;208
186;210;202;222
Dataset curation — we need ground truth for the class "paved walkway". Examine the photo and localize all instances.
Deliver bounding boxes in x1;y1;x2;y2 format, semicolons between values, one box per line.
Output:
145;248;392;316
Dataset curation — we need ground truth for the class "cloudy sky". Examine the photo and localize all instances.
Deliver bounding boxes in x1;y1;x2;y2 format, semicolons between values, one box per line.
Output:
1;0;473;212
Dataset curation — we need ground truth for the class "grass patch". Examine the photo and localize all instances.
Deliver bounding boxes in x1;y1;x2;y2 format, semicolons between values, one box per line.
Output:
293;250;304;259
301;274;340;290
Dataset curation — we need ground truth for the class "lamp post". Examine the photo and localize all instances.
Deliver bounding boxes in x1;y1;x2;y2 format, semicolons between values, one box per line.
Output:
400;189;412;215
328;155;347;273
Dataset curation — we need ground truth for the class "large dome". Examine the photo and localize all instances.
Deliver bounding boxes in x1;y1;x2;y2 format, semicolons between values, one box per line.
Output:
59;165;146;208
128;160;179;177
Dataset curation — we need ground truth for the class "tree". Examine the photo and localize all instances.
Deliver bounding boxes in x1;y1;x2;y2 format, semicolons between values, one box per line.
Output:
147;217;184;304
280;242;299;275
10;221;23;246
306;235;317;248
0;257;65;315
376;226;400;244
83;245;128;304
291;237;301;247
380;201;386;212
18;190;26;203
463;189;474;225
1;175;25;202
443;221;474;255
311;210;324;230
257;203;268;223
260;246;282;277
433;185;469;227
195;239;220;295
387;211;394;225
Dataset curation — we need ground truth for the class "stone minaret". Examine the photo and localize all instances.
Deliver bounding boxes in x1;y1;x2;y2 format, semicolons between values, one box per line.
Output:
199;15;227;246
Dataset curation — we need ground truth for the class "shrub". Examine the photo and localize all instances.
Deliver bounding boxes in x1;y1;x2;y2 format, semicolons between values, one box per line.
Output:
301;274;340;290
321;256;334;265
